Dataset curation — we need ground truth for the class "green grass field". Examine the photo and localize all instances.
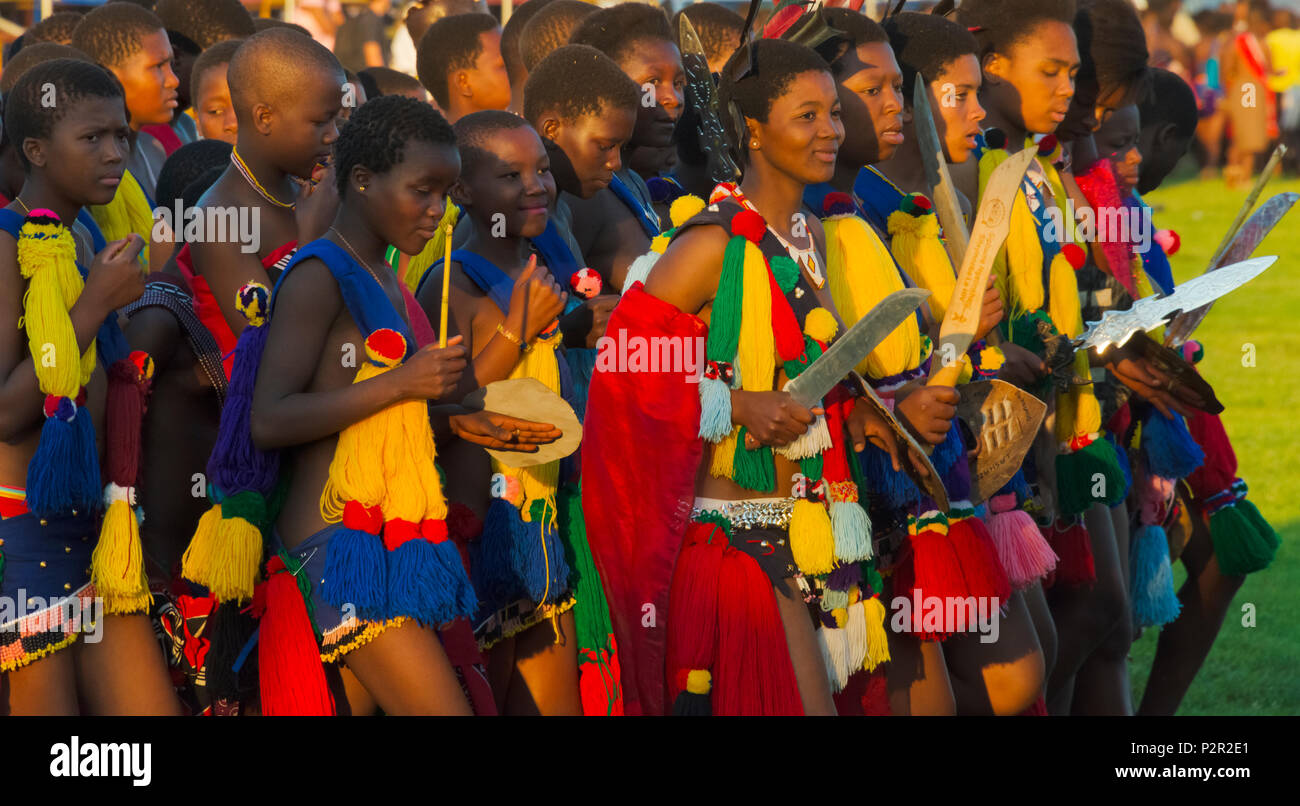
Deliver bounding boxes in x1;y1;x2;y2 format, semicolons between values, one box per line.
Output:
1126;168;1300;715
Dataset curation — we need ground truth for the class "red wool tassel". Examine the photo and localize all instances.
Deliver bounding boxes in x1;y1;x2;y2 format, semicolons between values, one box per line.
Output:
861;670;892;716
1186;408;1236;500
1020;694;1048;716
105;352;152;487
768;268;805;362
666;522;727;711
713;546;803;715
947;516;1011;604
252;557;335;716
1043;518;1096;587
907;523;971;628
820;390;854;483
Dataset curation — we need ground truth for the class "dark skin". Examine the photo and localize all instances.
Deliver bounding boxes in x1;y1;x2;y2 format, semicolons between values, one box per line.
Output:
123;299;220;583
109;28;180;130
821;41;973;449
0;95;177;716
540;104;645;291
419;126;588;715
443;29;513;124
619;37;686;177
251;138;556;715
191;65;344;341
645;69;913;715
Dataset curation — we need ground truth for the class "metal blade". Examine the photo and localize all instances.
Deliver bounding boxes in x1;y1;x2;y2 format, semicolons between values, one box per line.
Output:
1078;256;1277;353
785;288;930;408
678;15;741;184
1165;191;1297;347
931;147;1037;377
913;80;969;266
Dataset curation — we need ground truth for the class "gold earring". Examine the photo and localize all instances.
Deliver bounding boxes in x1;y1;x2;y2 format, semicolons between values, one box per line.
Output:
359;185;366;192
750;139;759;150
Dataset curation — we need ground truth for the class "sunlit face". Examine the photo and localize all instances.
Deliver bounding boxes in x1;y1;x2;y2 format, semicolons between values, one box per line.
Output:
750;69;844;187
269;69;345;179
1094;103;1141;193
454;126;554;239
112;28;179;128
545;105;636;198
928;54;985;164
363;139;461;256
463;29;512;113
194;61;237;144
836;41;904;166
982;20;1079;136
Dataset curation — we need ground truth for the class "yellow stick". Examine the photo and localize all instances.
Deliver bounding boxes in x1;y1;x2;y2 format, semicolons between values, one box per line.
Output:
439;221;452;348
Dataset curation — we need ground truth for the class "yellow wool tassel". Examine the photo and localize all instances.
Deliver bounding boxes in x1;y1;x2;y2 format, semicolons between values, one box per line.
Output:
736;241;774;393
887;209;957;321
789;498;835;575
17;220;96;394
88;169;151;267
494;329;565;524
1071;351;1102;436
1131;256;1163;341
710;431;737;479
685;668;711;694
322;334;407;522
181;503;224;589
824;215;920;378
862;596;891;671
392;377;448;522
92;494;150;614
1048;251;1083;338
1003;194;1046;315
803;306;838;344
1054;369;1079;444
669;194;706;228
400;203;460;294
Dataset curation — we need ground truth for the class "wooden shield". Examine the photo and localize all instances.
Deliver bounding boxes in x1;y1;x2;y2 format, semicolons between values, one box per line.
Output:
957;379;1047;505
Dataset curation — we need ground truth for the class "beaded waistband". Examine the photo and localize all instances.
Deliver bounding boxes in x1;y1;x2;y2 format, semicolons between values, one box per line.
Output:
691;497;795;530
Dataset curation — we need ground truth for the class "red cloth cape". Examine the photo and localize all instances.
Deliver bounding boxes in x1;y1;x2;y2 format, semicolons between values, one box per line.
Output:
581;282;706;715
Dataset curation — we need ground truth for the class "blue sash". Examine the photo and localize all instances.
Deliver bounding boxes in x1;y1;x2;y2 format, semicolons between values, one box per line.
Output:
0;207;128;366
272;238;414;357
1134;194;1174;295
608;173;661;239
529;219;581;287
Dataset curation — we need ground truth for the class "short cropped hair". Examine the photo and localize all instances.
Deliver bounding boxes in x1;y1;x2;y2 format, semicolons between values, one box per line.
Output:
522;44;640;127
416;13;501;109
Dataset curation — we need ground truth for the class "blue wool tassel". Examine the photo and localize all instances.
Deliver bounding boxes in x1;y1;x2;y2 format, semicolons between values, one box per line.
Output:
1108;432;1133;491
564;347;596;421
859;442;917;509
321;528;387;620
698;376;733;441
26;406;102;518
1141;410;1204;481
930;420;963;477
514;519;550;604
386;537;478;626
821;587;850;611
514;514;572;605
473;498;526;610
1130;524;1182;627
830;500;873;563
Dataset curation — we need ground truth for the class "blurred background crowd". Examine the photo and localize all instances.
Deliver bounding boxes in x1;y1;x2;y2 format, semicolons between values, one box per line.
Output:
0;0;1296;185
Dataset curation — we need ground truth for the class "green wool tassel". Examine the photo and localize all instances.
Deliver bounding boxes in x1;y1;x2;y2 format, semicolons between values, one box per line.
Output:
769;254;800;293
707;237;747;362
1235;498;1281;552
1055;438;1127;516
1209;503;1278;576
732;427;775;492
